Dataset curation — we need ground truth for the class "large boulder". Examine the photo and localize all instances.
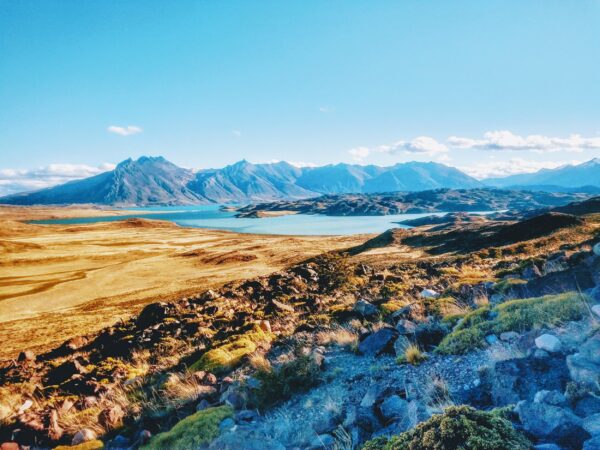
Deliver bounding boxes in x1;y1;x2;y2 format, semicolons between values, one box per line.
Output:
358;328;399;356
379;395;408;421
517;401;589;449
567;334;600;388
535;334;562;353
584;414;600;436
584;436;600;450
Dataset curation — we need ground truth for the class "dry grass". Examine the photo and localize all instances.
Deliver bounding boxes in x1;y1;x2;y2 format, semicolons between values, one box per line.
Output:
316;327;359;350
401;344;427;365
0;207;364;359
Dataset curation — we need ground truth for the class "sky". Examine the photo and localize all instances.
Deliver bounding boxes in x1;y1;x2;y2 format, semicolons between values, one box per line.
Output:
1;0;600;194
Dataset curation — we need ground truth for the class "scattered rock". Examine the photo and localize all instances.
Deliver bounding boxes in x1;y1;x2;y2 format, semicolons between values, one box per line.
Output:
219;417;236;432
235;409;259;423
534;390;567;407
72;428;97;446
517;401;589;448
584;436;600;450
393;335;410;357
535;334;562;353
395;319;417;335
358;328;399;356
17;350;35;362
353;299;379;318
0;443;19;450
584;414;600;436
592;305;600;319
420;289;440;299
379;395;408;421
196;399;211;411
271;299;294;313
485;334;499;345
593;242;600;257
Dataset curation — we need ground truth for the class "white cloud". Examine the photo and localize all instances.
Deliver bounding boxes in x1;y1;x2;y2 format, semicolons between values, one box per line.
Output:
459;158;581;179
349;147;371;161
107;125;142;136
448;130;600;153
232;130;242;137
0;163;115;196
287;161;318;168
349;136;448;161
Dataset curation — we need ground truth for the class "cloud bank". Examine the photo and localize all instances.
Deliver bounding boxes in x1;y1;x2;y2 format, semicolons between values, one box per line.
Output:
0;163;116;196
107;125;143;136
350;136;449;161
448;131;600;153
459;158;581;179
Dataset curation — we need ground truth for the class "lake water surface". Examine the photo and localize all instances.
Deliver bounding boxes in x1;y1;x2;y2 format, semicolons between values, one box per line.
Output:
32;205;476;236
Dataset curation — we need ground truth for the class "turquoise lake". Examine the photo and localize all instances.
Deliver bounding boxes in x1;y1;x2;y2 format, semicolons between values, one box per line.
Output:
32;205;489;236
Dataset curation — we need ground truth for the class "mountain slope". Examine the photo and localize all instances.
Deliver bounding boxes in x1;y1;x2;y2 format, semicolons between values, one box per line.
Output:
0;156;204;206
484;158;600;188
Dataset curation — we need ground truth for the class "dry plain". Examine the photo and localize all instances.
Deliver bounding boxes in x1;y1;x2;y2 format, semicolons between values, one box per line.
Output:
0;206;366;359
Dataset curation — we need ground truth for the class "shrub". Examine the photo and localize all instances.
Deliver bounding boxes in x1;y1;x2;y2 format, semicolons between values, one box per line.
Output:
314;253;354;291
251;355;321;409
141;405;233;450
437;292;588;354
397;344;427;365
361;405;530;450
188;328;273;374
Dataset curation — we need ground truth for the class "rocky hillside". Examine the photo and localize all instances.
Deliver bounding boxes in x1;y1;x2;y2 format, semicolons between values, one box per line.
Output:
2;199;600;449
235;189;592;217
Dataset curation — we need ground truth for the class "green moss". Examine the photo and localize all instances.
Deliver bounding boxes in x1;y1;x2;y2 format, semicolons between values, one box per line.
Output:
141;406;233;450
361;406;530;450
188;329;273;374
54;440;104;450
437;292;588;354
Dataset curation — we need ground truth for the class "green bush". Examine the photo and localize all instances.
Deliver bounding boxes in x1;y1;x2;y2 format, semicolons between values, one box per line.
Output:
437;292;588;355
188;329;273;374
251;355;321;409
361;406;530;450
141;406;233;450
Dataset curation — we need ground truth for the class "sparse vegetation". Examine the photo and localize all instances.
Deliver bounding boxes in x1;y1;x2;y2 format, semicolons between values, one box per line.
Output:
141;405;233;450
251;354;322;409
437;292;589;354
397;344;427;365
361;406;531;450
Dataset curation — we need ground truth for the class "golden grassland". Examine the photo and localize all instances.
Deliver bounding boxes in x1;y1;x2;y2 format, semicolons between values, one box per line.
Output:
0;205;365;359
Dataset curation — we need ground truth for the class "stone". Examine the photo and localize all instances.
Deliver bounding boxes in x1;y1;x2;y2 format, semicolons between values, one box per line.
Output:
72;428;97;445
420;289;440;299
517;401;589;448
257;320;271;333
138;430;152;445
358;328;399;356
592;304;600;319
485;334;499;345
65;336;88;351
395;319;417;335
379;395;408;421
393;335;410;358
575;396;600;417
360;385;380;408
136;302;171;328
500;331;520;342
353;299;379;317
534;390;567;407
593;242;600;257
535;334;562;353
584;436;600;450
219;417;235;432
584;414;600;436
196;399;210;411
271;299;294;313
107;435;130;449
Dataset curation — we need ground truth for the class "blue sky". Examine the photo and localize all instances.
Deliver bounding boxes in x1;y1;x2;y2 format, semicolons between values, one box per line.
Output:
1;1;600;193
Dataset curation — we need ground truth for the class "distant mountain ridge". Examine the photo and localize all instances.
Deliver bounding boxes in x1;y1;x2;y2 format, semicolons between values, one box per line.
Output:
0;157;483;206
483;158;600;188
1;156;599;206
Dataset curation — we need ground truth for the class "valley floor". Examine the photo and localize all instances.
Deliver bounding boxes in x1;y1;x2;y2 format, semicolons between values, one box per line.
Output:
0;206;365;359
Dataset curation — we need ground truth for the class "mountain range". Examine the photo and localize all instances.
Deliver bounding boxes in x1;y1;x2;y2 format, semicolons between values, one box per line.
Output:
0;156;598;206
